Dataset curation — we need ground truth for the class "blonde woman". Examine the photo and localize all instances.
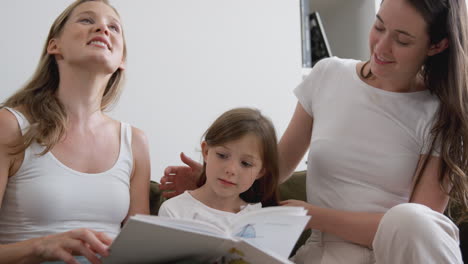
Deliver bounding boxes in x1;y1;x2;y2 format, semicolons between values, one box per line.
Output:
0;1;150;263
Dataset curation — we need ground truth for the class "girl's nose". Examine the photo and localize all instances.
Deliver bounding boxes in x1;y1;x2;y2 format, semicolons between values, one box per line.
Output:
225;161;237;176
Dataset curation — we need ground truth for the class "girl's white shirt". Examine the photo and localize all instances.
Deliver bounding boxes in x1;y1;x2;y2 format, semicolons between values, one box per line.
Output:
158;191;261;231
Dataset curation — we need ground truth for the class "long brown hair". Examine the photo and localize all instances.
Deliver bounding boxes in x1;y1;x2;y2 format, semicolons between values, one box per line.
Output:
197;108;280;207
363;0;468;222
1;0;126;155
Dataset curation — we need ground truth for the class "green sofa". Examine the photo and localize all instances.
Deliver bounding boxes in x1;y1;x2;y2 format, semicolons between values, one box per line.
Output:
149;171;467;260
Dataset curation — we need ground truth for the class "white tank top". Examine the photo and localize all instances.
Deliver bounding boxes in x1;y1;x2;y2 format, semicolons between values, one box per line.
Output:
0;108;132;243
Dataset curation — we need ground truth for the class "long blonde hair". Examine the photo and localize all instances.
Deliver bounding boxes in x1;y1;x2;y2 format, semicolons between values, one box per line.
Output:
363;0;468;222
1;0;127;155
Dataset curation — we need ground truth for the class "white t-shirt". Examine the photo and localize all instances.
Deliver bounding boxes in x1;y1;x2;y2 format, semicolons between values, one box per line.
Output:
295;57;440;213
158;191;262;231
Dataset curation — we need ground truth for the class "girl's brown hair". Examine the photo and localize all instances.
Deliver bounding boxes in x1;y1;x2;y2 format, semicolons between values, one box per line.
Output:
362;0;468;222
197;107;280;207
2;0;126;155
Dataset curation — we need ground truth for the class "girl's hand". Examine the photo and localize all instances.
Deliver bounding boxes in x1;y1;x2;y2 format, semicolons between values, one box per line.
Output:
33;228;112;264
160;152;202;198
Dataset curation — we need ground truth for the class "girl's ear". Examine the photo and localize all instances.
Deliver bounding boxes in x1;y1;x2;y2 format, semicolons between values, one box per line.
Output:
201;141;209;162
256;167;266;179
427;38;449;56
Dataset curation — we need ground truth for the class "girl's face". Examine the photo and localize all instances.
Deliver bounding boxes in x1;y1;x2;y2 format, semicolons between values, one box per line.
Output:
368;0;433;82
202;133;265;201
48;1;125;73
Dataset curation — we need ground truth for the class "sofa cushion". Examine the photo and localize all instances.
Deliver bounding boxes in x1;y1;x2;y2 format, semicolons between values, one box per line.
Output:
279;170;307;202
150;181;166;215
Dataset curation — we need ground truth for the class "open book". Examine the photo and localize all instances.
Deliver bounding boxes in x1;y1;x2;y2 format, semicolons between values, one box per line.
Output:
103;206;310;264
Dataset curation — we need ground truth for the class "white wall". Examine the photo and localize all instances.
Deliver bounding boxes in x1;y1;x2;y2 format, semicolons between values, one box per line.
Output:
1;0;304;182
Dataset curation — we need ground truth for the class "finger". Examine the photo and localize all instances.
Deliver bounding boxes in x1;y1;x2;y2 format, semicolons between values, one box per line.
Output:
160;174;175;184
180;152;200;169
54;248;80;264
159;176;167;185
66;239;101;264
162;191;177;198
72;229;109;258
94;231;113;246
160;182;175;191
76;246;102;264
163;166;178;176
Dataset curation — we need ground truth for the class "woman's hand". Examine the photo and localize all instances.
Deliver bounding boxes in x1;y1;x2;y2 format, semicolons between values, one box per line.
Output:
160;152;202;198
280;199;313;214
32;228;112;264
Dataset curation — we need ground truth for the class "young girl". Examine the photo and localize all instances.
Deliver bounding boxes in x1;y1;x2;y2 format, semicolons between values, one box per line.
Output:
158;107;279;230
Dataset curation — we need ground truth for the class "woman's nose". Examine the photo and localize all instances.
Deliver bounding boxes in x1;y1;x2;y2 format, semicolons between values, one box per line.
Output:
94;23;110;36
374;34;391;55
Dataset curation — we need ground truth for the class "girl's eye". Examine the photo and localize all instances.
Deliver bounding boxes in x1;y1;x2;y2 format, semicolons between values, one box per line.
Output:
241;161;253;168
216;153;227;159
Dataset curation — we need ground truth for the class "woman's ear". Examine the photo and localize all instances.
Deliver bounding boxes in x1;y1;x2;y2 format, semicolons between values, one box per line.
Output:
428;38;449;56
118;59;126;71
201;141;209;162
47;38;60;55
47;38;64;61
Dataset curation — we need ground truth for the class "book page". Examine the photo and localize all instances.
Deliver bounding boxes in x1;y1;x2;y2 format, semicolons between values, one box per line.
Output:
228;207;310;259
133;214;229;238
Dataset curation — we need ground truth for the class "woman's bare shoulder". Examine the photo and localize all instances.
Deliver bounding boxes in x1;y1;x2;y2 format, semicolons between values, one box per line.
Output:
0;108;22;145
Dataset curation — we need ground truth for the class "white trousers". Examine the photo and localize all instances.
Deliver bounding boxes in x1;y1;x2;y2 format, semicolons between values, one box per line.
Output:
292;203;462;264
